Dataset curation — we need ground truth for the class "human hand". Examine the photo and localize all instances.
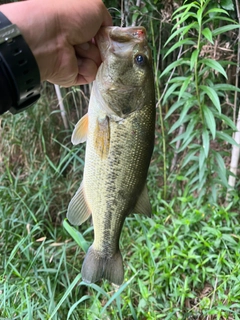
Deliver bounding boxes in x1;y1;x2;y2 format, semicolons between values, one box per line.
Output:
1;0;112;87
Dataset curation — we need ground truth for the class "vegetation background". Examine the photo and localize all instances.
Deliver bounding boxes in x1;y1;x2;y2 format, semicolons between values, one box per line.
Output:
0;0;240;319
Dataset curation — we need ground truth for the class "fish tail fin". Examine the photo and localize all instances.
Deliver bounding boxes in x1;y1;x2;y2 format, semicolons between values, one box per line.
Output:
81;245;124;285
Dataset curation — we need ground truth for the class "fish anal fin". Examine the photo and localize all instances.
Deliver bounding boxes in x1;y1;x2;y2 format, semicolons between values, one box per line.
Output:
71;113;89;145
133;183;152;217
81;246;124;285
67;182;91;225
94;116;110;159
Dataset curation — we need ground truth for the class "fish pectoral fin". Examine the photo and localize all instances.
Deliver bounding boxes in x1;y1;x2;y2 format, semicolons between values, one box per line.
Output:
81;246;124;285
133;183;152;217
67;182;91;225
71;113;89;145
94;116;110;159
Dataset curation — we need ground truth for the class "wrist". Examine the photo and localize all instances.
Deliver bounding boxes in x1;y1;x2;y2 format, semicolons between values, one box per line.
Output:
0;11;41;113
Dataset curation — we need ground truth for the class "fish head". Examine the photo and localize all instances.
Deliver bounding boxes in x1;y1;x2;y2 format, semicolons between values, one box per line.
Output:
95;26;155;118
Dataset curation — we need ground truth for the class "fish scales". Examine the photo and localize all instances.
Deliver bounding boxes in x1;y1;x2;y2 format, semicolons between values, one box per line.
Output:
67;26;155;285
85;103;154;252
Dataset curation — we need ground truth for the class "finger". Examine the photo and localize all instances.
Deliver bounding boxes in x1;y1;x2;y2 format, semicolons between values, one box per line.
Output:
101;6;112;27
75;58;98;85
75;42;102;66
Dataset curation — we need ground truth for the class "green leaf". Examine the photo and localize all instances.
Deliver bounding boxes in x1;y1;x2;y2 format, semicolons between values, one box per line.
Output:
170;118;197;145
172;3;200;18
177;132;197;152
190;49;199;70
178;76;192;100
212;24;240;36
168;101;193;134
100;274;137;315
203;106;216;139
199;147;206;170
220;0;234;11
164;39;196;59
197;7;203;26
202;27;213;44
49;274;82;320
202;129;209;157
172;9;198;28
200;85;221;113
160;59;190;78
185;162;199;177
165;99;185;119
222;234;237;244
201;59;227;79
67;296;90;320
199;151;206;183
169;76;189;83
182;149;198;167
178;132;197;152
162;82;181;105
164;22;198;47
63;219;90;253
213;151;228;187
214;112;237;131
168;112;190;134
214;83;240;92
205;8;229;16
216;131;240;147
183;118;197;144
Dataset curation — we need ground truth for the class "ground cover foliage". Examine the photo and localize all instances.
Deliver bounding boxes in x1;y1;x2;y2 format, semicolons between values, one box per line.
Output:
0;0;240;319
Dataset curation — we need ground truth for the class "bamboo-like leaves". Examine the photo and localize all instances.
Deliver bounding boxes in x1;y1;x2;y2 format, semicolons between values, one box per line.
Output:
201;59;228;79
160;0;239;203
212;24;240;36
202;129;210;157
202;27;213;43
200;85;221;113
164;39;196;59
203;106;216;139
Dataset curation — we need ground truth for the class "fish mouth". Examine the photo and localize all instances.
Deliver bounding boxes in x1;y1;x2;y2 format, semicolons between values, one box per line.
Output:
95;26;147;61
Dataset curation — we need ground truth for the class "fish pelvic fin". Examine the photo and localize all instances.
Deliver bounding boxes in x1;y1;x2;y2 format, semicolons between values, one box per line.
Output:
81;245;124;285
67;182;91;225
133;183;152;217
71;113;89;145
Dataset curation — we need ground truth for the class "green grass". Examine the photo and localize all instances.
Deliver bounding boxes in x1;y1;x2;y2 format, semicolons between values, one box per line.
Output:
0;87;240;319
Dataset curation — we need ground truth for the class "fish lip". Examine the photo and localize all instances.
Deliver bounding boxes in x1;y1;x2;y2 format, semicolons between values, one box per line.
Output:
108;26;146;42
95;26;147;61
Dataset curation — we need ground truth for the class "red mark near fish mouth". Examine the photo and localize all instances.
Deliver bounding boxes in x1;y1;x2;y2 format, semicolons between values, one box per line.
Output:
133;29;145;39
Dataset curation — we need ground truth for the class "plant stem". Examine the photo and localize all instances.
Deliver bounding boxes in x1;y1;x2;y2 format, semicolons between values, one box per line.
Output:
54;85;69;130
150;18;167;199
226;0;240;201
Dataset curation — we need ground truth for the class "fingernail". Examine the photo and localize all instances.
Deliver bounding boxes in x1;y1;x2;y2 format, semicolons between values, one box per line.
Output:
79;42;90;50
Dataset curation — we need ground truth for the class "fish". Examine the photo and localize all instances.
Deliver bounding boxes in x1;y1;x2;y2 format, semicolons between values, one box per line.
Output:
67;26;155;285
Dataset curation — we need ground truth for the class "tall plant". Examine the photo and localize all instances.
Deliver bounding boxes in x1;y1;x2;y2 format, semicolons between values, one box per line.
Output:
160;0;240;205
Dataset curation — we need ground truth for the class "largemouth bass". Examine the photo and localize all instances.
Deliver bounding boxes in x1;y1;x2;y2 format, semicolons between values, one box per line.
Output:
67;26;155;285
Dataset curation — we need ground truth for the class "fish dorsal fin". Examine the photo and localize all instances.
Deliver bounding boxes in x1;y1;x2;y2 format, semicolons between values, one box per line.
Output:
67;182;91;225
94;116;110;159
71;113;89;145
133;183;152;217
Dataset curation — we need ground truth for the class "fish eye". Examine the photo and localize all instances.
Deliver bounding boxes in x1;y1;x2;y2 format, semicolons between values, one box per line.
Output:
135;54;145;66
